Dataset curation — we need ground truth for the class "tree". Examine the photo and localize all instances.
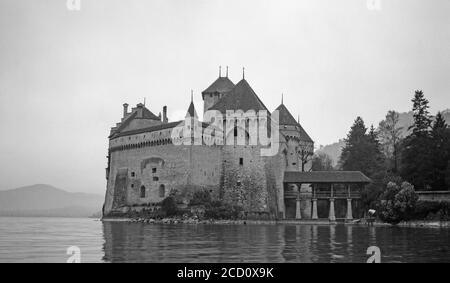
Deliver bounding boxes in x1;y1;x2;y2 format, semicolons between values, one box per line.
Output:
367;125;386;180
400;90;433;190
339;119;386;211
378;181;418;224
311;152;334;171
429;112;450;190
409;90;432;135
297;141;314;172
339;117;385;180
339;117;369;171
378;110;403;173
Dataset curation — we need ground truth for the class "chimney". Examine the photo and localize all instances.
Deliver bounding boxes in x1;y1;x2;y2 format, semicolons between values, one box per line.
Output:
123;103;129;118
163;106;168;123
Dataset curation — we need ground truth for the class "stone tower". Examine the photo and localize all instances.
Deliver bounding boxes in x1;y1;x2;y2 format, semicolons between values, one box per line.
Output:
201;67;235;113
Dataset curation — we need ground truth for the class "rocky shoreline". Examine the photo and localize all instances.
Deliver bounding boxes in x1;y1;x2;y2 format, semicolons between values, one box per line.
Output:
101;217;450;228
102;216;275;225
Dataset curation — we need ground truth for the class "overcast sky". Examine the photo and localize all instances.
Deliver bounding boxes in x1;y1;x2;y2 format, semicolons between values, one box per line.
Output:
0;0;449;194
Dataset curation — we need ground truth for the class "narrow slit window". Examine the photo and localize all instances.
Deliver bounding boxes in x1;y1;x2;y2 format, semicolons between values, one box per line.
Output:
159;185;165;198
140;186;146;198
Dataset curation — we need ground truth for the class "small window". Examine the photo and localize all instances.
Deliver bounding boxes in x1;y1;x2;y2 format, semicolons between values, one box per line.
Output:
234;127;238;137
131;184;134;188
140;186;146;198
131;172;135;177
239;158;243;165
159;185;165;198
236;181;242;186
152;168;157;173
292;163;296;166
153;176;159;181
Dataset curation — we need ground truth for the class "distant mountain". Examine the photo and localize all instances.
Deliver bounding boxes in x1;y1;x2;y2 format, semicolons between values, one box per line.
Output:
316;109;450;166
316;140;346;167
0;184;104;218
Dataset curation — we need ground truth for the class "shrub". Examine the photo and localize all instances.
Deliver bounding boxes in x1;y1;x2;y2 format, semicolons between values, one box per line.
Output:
378;181;418;224
189;190;212;206
413;201;450;221
204;200;243;220
161;196;178;216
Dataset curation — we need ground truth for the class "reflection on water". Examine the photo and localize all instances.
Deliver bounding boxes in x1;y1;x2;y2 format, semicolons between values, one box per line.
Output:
0;217;449;263
102;221;450;263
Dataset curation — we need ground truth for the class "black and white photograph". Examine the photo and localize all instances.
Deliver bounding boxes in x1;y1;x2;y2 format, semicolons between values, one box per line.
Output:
0;0;449;267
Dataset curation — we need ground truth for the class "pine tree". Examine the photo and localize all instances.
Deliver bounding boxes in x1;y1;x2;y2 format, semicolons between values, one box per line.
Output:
339;118;385;179
409;90;432;135
401;90;433;190
339;117;369;173
339;118;386;210
430;112;450;189
367;125;386;180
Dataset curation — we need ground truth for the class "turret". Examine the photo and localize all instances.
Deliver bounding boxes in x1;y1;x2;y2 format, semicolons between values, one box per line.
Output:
202;66;235;113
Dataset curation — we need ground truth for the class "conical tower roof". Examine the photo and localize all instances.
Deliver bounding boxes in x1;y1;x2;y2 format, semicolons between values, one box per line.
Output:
202;77;235;96
209;79;268;113
274;103;313;143
275;103;299;126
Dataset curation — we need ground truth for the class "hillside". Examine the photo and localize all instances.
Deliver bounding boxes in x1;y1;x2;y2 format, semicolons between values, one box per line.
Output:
0;184;104;218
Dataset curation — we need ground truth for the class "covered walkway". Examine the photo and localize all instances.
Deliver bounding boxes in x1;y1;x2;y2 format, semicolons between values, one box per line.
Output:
283;171;372;221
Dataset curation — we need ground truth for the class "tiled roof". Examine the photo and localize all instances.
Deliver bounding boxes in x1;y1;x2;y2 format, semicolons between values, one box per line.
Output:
209;79;268;113
275;103;298;126
111;121;182;138
274;104;313;143
284;171;372;184
296;124;314;143
110;111;137;137
142;107;161;120
111;120;212;139
202;77;235;95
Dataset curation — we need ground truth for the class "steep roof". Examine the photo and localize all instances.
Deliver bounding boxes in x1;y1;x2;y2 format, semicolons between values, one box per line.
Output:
209;79;268;113
296;124;314;143
111;120;213;138
109;104;161;138
186;101;198;118
141;107;161;120
274;103;313;143
275;103;299;126
284;171;372;184
202;77;235;95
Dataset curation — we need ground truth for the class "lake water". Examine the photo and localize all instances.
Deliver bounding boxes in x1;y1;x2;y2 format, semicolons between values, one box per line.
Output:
0;217;449;263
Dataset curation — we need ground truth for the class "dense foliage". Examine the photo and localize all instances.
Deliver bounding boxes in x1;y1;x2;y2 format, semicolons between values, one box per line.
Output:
311;153;334;171
412;201;450;221
378;181;418;224
400;91;450;190
188;190;243;220
337;90;449;223
161;196;178;216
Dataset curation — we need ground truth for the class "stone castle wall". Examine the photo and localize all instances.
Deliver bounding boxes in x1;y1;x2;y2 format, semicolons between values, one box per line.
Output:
104;124;313;220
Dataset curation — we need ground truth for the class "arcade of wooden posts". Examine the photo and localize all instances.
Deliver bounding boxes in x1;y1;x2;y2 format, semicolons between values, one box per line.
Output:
283;171;372;221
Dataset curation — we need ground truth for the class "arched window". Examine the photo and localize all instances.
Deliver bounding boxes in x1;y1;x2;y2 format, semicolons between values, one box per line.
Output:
159;184;165;198
140;186;146;198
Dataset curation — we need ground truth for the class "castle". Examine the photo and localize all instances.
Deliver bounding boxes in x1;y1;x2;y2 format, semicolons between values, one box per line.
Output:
103;70;316;219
